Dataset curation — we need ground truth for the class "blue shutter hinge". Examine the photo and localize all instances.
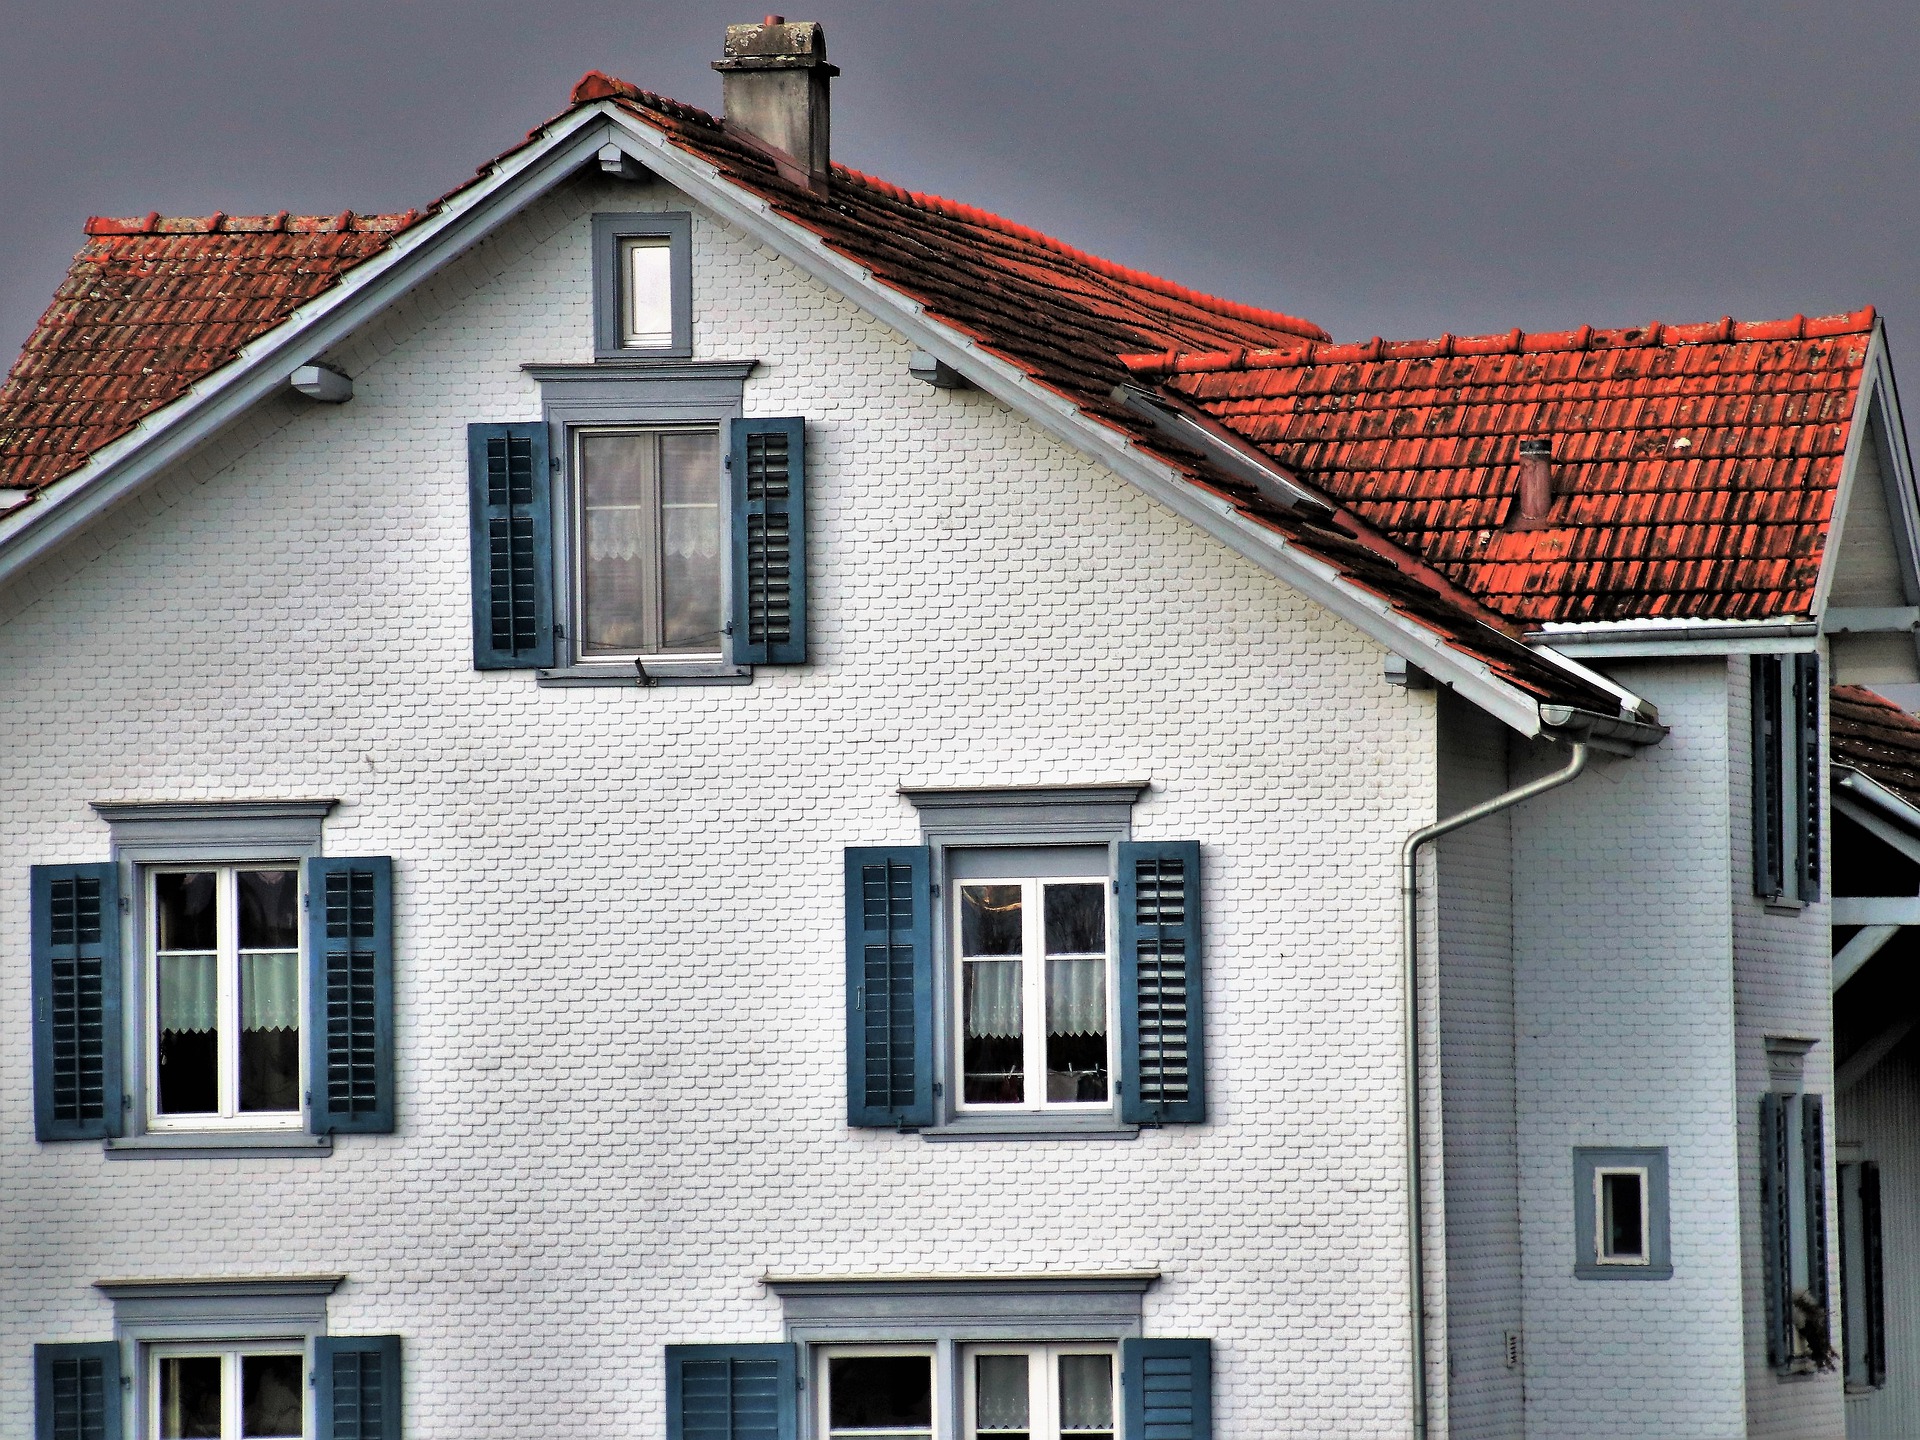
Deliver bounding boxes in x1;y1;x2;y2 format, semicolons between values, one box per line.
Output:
550;454;561;472
122;1093;132;1111
724;451;733;470
930;882;941;898
854;985;864;1010
119;894;130;914
554;622;567;640
932;1082;943;1097
722;621;734;636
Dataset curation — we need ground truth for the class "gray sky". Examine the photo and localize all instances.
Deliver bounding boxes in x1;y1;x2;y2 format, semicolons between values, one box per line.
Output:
4;1;1917;366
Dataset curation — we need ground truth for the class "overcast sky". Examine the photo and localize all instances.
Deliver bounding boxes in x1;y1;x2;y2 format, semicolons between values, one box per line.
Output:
4;1;1918;367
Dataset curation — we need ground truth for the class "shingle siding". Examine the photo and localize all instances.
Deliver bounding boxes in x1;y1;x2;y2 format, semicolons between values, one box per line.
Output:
0;173;1439;1436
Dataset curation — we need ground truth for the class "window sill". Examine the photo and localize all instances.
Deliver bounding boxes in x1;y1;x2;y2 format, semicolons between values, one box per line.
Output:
536;660;752;688
922;1114;1139;1143
104;1132;332;1160
1571;1262;1672;1281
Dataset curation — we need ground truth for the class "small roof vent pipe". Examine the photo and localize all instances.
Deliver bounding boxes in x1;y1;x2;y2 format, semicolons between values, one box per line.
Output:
713;17;839;190
1509;438;1556;529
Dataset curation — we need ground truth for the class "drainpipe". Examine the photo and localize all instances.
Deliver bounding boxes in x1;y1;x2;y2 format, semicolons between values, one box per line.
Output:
1401;739;1591;1439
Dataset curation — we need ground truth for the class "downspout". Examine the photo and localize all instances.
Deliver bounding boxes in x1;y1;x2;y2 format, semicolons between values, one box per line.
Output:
1402;739;1591;1440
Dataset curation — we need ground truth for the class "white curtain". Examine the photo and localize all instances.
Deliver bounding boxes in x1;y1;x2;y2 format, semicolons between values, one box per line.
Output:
965;960;1023;1038
1047;958;1106;1037
1057;1355;1113;1430
587;507;648;564
158;953;217;1034
974;1355;1029;1430
242;952;300;1032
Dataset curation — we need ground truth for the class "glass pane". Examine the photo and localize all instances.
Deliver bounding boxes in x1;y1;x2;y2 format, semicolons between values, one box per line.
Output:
657;430;722;651
961;885;1023;956
237;869;298;948
242;1353;305;1438
1044;882;1105;954
1058;1354;1113;1432
1602;1172;1645;1259
159;1355;223;1439
239;951;301;1112
829;1355;933;1436
579;433;653;656
964;960;1024;1104
1046;957;1109;1103
975;1354;1029;1435
157;948;219;1115
155;871;216;951
623;237;674;347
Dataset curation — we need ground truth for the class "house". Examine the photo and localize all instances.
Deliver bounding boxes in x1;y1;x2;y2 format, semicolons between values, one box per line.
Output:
3;16;1917;1440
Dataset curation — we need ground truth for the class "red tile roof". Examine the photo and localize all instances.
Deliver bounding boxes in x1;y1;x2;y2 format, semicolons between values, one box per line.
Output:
1122;312;1876;626
0;211;416;494
1832;684;1920;807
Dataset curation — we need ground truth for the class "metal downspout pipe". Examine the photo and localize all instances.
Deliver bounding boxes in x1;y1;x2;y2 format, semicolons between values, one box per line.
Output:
1401;740;1591;1440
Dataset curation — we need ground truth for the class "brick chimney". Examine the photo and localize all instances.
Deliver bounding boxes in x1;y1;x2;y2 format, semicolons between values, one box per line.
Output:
713;17;838;189
1509;438;1556;529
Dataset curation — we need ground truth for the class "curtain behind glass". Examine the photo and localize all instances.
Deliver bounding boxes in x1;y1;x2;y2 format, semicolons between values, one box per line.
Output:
1046;958;1105;1036
158;953;218;1033
965;960;1023;1038
241;952;300;1031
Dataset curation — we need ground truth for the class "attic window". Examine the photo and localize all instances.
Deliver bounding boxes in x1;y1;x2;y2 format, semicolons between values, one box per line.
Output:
621;237;673;348
592;212;692;360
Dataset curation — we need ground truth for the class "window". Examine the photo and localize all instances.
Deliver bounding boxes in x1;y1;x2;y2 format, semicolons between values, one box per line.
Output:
572;427;724;660
956;874;1113;1111
1761;1092;1834;1370
149;1344;304;1440
592;212;692;359
1752;652;1820;903
149;866;302;1128
1572;1147;1671;1280
822;1349;935;1440
965;1346;1116;1440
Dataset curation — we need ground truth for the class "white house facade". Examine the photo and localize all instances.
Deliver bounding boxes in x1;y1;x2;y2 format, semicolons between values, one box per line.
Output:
3;19;1917;1440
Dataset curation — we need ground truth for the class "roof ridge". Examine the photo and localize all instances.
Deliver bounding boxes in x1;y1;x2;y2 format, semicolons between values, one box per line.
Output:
82;211;420;238
831;166;1327;343
1118;305;1879;379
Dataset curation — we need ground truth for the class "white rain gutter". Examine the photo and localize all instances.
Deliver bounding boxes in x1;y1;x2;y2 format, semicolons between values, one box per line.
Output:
1400;739;1591;1440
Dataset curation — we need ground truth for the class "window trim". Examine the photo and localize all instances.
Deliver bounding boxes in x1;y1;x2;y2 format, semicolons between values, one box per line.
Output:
524;361;753;686
903;783;1149;1141
592;211;693;360
1572;1147;1672;1280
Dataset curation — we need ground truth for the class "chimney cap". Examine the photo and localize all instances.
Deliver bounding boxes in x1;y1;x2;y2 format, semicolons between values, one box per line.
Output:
1518;438;1553;458
714;17;837;72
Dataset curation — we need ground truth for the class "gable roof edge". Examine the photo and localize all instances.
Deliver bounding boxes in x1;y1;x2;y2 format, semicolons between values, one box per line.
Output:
0;108;621;584
1812;323;1920;629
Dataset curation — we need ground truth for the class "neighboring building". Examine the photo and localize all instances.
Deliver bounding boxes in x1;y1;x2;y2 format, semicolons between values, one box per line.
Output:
2;18;1917;1440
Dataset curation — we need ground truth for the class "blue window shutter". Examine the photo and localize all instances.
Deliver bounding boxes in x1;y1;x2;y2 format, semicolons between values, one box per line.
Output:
665;1343;798;1440
1760;1093;1794;1367
1752;655;1785;898
844;846;934;1128
1795;653;1821;901
729;418;807;665
467;421;555;669
34;1341;121;1440
1863;1161;1887;1386
1121;1339;1211;1440
315;1335;401;1440
1804;1093;1830;1317
30;864;123;1141
304;857;395;1135
1118;842;1206;1125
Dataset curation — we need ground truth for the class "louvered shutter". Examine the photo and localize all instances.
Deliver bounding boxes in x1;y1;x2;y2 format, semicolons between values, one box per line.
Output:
315;1335;401;1440
1752;655;1785;898
30;864;123;1141
729;417;807;665
304;857;395;1134
665;1344;798;1440
34;1342;121;1440
844;846;934;1128
1118;842;1206;1125
1121;1339;1211;1440
1804;1093;1830;1317
1863;1161;1887;1387
1760;1093;1795;1368
468;422;555;669
1795;653;1822;901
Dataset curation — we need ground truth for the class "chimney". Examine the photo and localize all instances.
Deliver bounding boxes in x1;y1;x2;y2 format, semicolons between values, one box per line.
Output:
1509;438;1556;529
713;17;838;189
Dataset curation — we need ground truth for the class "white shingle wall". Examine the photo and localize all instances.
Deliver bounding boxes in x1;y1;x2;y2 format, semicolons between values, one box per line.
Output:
1434;694;1524;1440
1510;661;1750;1439
0;175;1445;1435
1728;653;1846;1439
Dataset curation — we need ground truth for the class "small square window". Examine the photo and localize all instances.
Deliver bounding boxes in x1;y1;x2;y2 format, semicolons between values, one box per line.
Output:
593;212;692;359
1573;1147;1671;1280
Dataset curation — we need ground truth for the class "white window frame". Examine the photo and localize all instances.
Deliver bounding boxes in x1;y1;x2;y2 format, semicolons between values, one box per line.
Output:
1593;1166;1652;1265
566;423;727;666
144;862;305;1133
146;1340;309;1440
961;1343;1118;1440
591;211;692;360
619;236;675;349
951;873;1117;1116
817;1344;941;1440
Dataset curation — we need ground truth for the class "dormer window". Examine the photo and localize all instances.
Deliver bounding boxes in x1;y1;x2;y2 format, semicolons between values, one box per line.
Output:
593;212;692;359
